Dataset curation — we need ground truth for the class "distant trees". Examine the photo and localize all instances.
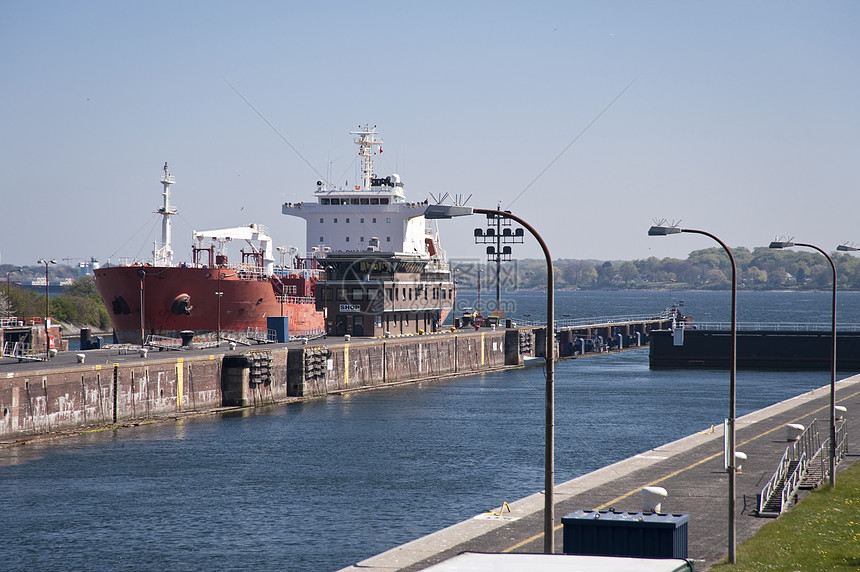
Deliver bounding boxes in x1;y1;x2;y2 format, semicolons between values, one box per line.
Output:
50;276;111;329
455;246;860;291
2;276;110;329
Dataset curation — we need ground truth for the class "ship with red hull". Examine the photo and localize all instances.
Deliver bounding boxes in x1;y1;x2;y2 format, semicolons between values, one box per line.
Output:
94;164;325;344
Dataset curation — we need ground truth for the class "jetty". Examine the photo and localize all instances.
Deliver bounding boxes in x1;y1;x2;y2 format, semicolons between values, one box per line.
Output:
0;314;674;442
340;374;860;571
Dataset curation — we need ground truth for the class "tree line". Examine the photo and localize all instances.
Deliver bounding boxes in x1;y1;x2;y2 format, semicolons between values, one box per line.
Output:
2;246;858;330
0;275;111;329
455;246;860;291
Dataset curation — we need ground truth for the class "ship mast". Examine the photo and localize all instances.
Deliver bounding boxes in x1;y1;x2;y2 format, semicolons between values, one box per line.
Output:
153;162;177;266
350;125;382;190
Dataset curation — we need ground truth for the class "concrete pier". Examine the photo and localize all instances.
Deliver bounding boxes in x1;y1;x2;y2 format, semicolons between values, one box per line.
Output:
341;375;860;571
0;316;673;442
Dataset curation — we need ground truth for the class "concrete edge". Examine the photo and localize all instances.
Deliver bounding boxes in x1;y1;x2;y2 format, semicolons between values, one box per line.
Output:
340;373;860;571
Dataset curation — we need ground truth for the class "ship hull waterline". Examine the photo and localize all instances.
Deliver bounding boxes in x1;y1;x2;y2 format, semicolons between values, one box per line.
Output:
94;266;324;344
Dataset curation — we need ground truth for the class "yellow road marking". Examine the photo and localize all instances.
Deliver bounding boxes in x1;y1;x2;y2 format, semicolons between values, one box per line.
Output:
502;387;860;552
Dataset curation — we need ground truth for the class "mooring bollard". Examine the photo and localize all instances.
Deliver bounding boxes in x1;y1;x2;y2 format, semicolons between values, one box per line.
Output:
835;405;847;421
76;353;86;364
786;423;804;441
734;451;747;473
641;486;668;513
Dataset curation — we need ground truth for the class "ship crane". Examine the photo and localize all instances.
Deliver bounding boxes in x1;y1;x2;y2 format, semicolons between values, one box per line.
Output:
192;224;275;275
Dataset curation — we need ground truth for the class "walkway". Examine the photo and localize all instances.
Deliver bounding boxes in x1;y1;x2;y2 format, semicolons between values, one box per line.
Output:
342;375;860;571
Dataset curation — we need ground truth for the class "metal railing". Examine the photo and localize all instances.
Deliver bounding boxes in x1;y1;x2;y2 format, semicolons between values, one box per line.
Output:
2;341;45;361
677;321;860;332
759;419;834;516
759;445;795;516
1;316;43;328
836;419;849;464
512;310;675;329
145;335;184;351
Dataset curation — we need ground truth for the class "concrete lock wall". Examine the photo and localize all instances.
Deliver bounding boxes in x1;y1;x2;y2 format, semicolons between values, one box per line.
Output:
0;326;573;439
0;355;223;439
287;331;512;398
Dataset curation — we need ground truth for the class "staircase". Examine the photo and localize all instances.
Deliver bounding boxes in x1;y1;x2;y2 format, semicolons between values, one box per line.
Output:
758;418;841;518
759;459;800;516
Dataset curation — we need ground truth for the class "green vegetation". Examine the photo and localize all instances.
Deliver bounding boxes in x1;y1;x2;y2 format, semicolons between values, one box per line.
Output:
710;461;860;571
50;276;111;329
454;246;860;291
0;275;110;330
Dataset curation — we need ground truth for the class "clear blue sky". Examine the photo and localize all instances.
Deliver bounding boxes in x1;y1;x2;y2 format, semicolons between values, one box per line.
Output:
2;1;858;267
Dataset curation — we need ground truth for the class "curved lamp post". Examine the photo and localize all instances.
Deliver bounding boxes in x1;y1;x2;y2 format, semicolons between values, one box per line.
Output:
37;258;57;359
649;225;737;564
425;204;555;553
772;240;837;487
137;268;146;346
216;271;227;346
5;268;20;297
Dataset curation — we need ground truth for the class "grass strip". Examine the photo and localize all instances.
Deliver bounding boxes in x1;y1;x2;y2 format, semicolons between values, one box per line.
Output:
710;459;860;570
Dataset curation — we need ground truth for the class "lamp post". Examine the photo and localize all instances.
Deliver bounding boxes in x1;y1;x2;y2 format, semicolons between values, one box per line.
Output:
649;225;737;563
5;268;19;297
773;240;838;487
137;269;146;346
425;204;555;553
216;272;226;346
477;267;483;318
452;268;459;327
36;259;57;360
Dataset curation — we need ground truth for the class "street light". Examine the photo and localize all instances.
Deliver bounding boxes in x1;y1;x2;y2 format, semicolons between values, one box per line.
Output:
452;268;459;327
5;268;19;297
772;239;838;487
36;258;57;360
137;269;146;346
216;272;226;346
425;204;556;553
649;224;738;563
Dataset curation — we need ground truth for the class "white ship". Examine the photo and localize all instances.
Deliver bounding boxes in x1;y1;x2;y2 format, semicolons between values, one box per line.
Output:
283;125;453;336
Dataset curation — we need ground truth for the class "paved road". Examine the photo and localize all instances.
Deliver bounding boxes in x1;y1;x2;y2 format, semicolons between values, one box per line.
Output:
343;375;860;571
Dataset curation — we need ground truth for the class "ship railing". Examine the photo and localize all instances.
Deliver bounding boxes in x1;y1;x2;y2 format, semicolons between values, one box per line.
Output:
229;264;267;281
276;295;317;305
676;322;860;332
274;268;326;280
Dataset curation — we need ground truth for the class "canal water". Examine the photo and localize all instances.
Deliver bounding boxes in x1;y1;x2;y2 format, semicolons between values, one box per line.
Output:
0;290;855;571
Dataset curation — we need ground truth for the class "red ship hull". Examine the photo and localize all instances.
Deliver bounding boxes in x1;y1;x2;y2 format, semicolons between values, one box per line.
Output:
94;265;324;344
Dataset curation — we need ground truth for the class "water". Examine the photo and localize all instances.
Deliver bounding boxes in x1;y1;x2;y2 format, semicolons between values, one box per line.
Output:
0;290;851;571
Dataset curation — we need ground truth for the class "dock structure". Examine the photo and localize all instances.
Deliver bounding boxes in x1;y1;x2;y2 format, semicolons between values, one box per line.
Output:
340;375;860;571
650;324;860;369
0;314;674;442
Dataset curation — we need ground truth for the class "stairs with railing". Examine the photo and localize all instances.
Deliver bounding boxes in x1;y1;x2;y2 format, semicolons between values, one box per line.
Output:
758;418;846;518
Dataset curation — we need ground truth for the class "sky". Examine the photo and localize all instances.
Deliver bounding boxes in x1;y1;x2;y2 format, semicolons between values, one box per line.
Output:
2;1;858;267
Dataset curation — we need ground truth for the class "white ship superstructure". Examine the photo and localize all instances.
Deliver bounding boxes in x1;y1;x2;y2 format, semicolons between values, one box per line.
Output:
282;126;431;257
282;125;453;337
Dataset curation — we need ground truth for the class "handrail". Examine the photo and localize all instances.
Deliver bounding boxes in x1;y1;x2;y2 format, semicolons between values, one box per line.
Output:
836;419;849;464
678;321;860;332
512;313;673;329
759;445;792;514
780;450;807;512
1;316;43;327
275;295;317;304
